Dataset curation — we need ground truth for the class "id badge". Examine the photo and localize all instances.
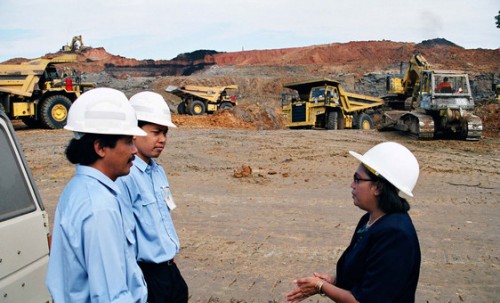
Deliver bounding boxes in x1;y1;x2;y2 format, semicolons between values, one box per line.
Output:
161;186;177;211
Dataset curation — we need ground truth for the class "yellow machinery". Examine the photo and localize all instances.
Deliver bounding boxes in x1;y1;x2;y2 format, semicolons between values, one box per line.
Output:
165;84;238;115
281;78;384;130
61;35;87;53
0;54;96;129
385;53;432;109
380;53;482;140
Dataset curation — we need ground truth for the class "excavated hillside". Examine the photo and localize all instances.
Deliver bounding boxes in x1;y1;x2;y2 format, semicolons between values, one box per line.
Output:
42;38;499;75
4;38;499;136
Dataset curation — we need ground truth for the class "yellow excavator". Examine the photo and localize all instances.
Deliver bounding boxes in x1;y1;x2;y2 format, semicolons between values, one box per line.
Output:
379;53;482;140
61;35;87;53
385;53;431;109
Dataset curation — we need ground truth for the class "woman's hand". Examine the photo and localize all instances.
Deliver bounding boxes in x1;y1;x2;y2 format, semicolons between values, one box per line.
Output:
285;277;322;303
313;272;335;284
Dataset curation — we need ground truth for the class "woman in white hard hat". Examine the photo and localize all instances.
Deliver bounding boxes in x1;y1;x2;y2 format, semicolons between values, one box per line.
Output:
46;88;148;303
116;91;188;303
286;141;421;303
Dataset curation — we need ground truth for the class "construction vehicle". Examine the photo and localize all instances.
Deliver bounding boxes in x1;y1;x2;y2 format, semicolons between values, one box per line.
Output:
385;53;431;110
281;78;384;130
379;53;482;140
61;35;87;53
165;84;238;115
0;54;96;129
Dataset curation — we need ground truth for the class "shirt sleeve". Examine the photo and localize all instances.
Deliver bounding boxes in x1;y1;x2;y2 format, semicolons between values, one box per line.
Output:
351;227;419;302
83;207;135;302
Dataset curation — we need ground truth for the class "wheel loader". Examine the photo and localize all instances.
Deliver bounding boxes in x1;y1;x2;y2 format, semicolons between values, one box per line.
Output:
0;54;96;129
281;78;384;130
379;53;482;140
165;84;238;115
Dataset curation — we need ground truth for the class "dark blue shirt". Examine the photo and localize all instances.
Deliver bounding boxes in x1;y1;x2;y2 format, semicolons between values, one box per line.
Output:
336;212;421;302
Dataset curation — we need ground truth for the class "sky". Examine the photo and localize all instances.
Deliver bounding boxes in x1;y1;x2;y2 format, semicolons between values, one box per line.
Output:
0;0;498;62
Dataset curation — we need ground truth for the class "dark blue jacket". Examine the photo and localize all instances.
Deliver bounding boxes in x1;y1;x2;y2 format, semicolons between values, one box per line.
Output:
336;212;421;302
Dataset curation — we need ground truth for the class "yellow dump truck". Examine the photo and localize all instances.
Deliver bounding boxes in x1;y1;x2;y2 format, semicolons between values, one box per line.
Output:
0;54;96;129
166;84;238;115
281;78;384;129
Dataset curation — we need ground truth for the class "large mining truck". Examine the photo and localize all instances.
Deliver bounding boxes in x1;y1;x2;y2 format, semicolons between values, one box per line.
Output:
165;84;238;115
281;78;384;130
0;54;96;129
379;53;482;140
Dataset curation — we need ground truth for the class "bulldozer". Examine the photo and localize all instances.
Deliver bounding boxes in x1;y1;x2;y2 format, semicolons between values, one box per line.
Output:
379;53;482;140
165;84;238;115
0;54;96;129
281;78;384;130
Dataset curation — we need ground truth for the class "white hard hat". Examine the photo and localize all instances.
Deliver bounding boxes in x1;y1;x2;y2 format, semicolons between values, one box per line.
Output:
64;87;146;136
349;141;419;197
129;91;177;128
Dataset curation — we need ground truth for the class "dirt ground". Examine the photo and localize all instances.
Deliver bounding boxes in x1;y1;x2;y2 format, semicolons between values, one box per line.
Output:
14;121;499;303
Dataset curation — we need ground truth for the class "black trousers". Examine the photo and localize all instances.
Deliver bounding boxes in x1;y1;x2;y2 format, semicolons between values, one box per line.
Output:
138;260;189;303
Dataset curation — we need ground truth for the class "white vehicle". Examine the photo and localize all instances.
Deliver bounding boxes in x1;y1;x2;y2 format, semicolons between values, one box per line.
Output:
0;111;52;302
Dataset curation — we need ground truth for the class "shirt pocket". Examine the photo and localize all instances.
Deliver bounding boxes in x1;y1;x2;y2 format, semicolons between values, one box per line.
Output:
138;200;161;227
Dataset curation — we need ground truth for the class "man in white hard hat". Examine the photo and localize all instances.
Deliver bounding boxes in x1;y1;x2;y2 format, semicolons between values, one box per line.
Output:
117;91;188;303
46;87;148;303
286;141;421;303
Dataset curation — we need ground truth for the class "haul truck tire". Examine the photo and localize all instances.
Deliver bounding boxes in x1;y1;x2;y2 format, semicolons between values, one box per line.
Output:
39;95;72;129
189;100;205;115
220;102;234;110
326;111;338;130
177;101;187;114
21;117;41;128
357;113;374;130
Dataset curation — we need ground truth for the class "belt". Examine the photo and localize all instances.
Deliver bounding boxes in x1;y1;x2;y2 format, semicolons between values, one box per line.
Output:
138;259;175;270
165;259;175;266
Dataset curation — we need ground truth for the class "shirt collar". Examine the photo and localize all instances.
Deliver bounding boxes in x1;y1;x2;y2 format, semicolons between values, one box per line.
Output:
75;165;120;194
133;155;157;173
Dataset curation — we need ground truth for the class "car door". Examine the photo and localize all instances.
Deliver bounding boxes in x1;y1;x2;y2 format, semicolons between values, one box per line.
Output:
0;111;52;302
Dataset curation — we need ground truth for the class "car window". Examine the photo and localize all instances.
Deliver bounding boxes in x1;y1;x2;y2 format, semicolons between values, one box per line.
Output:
0;123;36;221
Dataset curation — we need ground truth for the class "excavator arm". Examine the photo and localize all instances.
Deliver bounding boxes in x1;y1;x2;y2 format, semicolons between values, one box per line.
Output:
402;53;432;97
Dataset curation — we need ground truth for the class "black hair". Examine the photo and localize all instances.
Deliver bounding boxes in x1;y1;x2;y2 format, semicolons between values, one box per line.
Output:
443;77;449;82
138;120;149;128
363;164;410;213
65;133;122;165
137;120;169;134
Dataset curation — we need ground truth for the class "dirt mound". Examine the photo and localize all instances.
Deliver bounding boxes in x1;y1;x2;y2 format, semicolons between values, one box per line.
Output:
417;38;462;48
171;103;286;130
474;100;500;137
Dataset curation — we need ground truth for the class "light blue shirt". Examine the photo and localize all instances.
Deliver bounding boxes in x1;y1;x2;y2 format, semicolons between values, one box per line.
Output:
116;156;180;263
46;165;147;303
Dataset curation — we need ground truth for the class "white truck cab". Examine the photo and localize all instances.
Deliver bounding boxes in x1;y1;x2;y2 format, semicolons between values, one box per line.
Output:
0;111;52;302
